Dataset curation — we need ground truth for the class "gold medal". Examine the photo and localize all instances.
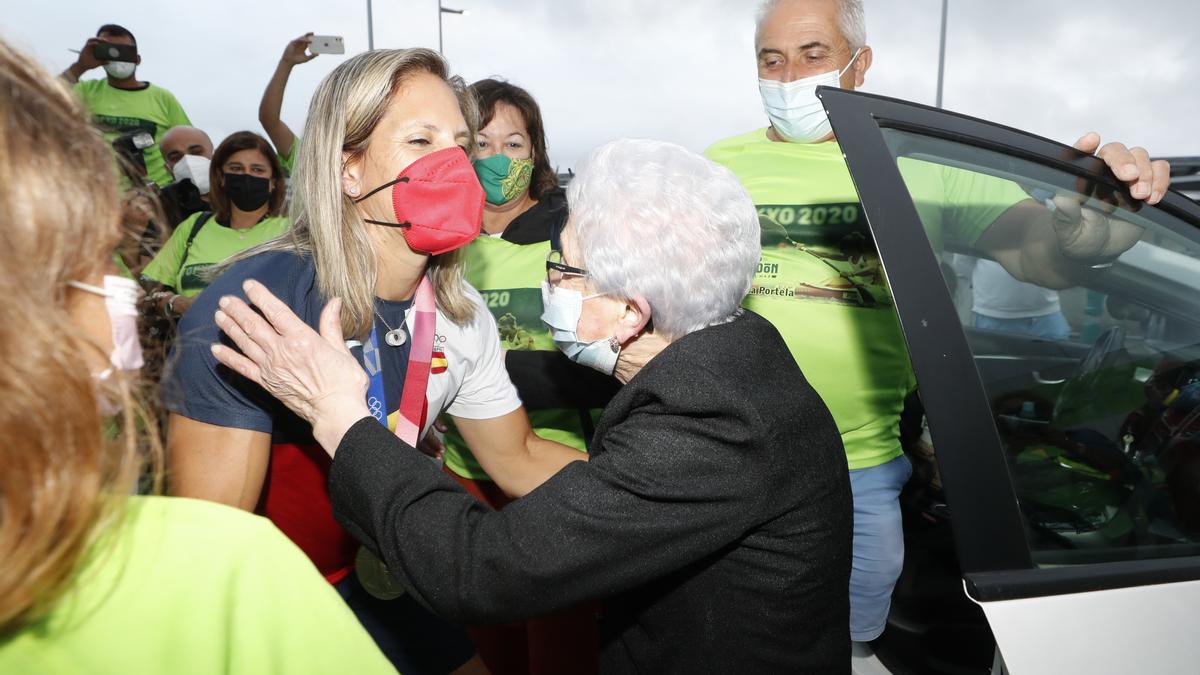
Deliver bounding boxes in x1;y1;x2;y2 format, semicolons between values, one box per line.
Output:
355;547;407;600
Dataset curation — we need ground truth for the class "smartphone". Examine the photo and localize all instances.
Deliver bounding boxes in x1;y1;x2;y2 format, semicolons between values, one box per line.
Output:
308;35;345;55
92;41;138;63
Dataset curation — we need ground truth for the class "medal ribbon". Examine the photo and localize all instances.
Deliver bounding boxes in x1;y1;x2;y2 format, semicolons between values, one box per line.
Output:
362;275;436;445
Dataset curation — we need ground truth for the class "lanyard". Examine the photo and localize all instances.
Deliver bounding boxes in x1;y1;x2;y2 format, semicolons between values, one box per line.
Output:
361;275;437;446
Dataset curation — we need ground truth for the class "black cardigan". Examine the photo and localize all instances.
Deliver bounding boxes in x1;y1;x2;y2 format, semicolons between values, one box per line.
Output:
329;310;852;674
497;187;567;244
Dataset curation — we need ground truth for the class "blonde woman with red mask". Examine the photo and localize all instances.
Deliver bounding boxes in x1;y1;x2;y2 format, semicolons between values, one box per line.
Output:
164;48;585;674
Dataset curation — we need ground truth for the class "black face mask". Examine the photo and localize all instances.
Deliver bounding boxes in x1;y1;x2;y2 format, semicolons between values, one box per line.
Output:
223;172;272;212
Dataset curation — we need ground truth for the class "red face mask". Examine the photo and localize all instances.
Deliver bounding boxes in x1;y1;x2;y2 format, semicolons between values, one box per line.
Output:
354;146;484;255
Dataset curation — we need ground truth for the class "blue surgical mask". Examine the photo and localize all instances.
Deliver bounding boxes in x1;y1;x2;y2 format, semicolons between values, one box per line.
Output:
540;280;620;375
758;48;862;143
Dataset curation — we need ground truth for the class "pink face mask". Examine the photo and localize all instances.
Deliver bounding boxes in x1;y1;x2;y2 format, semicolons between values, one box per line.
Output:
353;146;485;256
68;275;145;377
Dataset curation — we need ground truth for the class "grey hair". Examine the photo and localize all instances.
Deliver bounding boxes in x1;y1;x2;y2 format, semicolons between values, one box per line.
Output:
755;0;867;52
566;139;761;341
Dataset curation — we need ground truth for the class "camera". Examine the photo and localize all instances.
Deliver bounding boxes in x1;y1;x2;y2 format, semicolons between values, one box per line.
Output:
92;41;138;63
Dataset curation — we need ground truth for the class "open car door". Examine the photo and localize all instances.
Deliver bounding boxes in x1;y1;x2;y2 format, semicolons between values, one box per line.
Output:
821;86;1200;674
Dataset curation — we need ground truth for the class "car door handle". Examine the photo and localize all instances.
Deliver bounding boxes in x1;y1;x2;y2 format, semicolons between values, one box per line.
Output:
1032;371;1066;385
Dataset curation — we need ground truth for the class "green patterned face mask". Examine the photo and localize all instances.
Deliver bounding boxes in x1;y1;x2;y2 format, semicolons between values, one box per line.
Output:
473;154;534;205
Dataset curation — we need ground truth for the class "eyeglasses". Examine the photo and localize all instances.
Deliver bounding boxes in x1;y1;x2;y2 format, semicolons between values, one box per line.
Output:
546;249;588;286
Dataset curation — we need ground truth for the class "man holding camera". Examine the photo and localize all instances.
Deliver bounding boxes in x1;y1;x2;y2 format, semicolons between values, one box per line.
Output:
61;23;191;187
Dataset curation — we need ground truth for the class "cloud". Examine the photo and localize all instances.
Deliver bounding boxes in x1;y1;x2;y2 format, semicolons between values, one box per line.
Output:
932;0;1199;155
3;0;1196;172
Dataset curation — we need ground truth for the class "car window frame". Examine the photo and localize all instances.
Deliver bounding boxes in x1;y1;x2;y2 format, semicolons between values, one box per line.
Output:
819;84;1200;601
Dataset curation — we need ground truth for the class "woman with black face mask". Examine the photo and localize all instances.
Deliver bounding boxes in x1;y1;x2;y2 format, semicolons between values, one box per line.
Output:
142;131;289;319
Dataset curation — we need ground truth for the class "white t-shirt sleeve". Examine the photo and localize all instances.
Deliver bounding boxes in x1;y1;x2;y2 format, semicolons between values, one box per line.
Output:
445;288;523;420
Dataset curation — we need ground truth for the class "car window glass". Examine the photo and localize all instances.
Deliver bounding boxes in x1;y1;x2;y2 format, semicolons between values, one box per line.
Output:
881;127;1200;566
1168;158;1200;203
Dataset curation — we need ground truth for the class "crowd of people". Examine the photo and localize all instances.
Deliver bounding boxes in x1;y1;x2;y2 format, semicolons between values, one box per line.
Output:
0;1;1171;673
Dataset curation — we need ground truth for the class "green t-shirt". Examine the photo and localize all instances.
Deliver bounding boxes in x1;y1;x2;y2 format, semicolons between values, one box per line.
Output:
279;135;299;176
142;212;290;297
706;129;1027;470
442;235;593;480
0;496;396;675
73;79;191;187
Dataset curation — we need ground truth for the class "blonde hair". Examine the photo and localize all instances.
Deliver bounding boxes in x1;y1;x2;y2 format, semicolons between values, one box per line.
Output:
0;38;162;633
243;48;479;338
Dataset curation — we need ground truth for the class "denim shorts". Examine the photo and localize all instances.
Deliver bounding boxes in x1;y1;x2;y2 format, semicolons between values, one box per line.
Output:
847;454;913;642
973;311;1071;341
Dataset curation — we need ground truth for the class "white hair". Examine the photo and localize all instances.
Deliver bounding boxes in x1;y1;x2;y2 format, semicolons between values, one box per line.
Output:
756;0;867;52
566;139;761;341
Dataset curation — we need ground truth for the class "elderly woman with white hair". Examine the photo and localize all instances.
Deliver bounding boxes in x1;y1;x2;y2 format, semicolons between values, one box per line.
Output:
211;138;854;673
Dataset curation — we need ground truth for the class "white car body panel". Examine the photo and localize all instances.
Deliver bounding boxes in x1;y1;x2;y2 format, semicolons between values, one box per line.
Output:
971;578;1200;674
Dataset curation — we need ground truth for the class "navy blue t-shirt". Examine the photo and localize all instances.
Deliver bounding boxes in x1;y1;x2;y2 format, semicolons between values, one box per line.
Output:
164;248;420;580
164;249;412;442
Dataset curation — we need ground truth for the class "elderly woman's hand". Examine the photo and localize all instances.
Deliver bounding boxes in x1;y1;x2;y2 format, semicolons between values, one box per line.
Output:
211;279;370;454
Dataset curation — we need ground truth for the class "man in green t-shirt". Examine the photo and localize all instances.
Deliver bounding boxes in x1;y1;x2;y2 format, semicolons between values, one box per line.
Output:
62;24;191;187
707;0;1172;662
61;24;189;186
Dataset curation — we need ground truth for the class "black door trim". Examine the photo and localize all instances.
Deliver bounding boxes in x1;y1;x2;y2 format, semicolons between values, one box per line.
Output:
965;557;1200;602
820;86;1031;572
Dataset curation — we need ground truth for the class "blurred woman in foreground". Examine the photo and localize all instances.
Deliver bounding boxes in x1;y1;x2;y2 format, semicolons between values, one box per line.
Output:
0;37;393;674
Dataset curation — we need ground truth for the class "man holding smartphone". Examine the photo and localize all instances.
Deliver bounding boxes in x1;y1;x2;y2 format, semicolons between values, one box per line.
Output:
62;24;191;187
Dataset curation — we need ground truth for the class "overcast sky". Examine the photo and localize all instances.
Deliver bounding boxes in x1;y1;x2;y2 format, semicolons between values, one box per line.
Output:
5;1;1198;171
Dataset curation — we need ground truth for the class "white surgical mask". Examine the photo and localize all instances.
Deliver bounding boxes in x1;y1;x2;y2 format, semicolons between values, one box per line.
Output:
758;48;862;144
172;154;212;194
68;275;144;377
103;61;137;80
540;280;621;375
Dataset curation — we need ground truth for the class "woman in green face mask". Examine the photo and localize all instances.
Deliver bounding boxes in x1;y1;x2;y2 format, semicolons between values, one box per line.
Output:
470;79;566;242
452;79;615;675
